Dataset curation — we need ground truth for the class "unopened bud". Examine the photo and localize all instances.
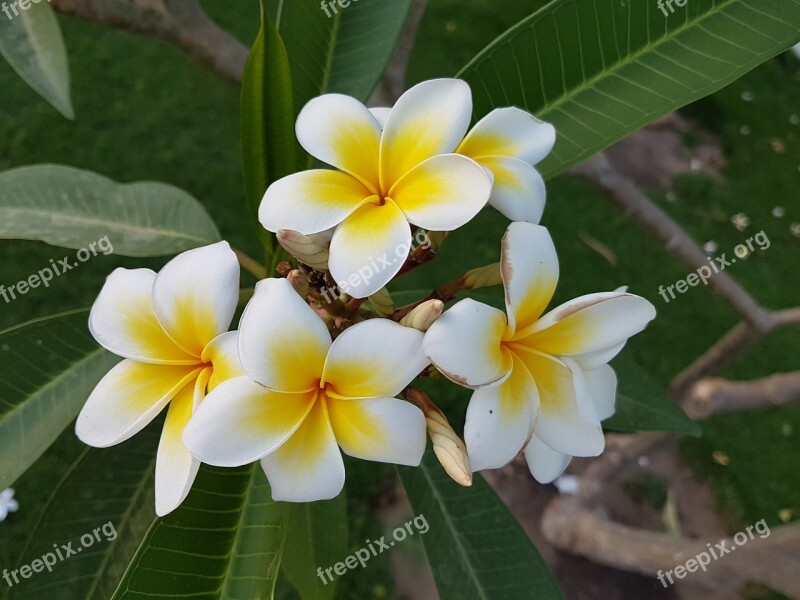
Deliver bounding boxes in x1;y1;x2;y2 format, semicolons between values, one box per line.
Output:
368;288;394;317
287;269;309;298
277;229;330;270
400;299;444;332
426;231;448;250
406;388;472;486
463;263;502;289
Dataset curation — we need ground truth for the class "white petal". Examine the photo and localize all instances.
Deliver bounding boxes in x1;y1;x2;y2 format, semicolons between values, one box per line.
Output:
328;397;426;465
89;268;196;365
328;200;411;298
524;435;571;484
571;342;626;370
464;355;537;471
152;242;239;357
239;278;330;392
154;372;208;516
584;364;618;421
458;107;556;165
517;349;605;457
502;222;559;333
260;170;373;235
424;298;513;389
389;154;491;231
380;78;473;189
183;376;316;467
519;292;656;356
369;107;391;130
296;94;381;190
260;400;345;502
322;319;428;398
76;360;201;448
480;157;546;224
202;331;245;393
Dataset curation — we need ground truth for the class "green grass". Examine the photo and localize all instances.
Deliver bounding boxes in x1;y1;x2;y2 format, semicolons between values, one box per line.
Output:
0;0;798;598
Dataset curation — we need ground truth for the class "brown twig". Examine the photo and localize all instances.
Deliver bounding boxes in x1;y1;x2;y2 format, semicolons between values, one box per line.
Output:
683;371;800;419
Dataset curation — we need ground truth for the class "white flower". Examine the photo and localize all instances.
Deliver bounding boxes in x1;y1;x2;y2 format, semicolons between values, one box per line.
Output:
0;488;19;522
183;278;429;503
423;223;656;482
76;242;243;516
259;79;493;298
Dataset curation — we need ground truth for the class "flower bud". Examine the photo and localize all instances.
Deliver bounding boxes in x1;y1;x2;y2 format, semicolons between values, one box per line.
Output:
368;287;395;317
406;388;472;487
277;229;330;270
287;269;309;298
463;263;502;289
426;231;448;250
400;299;444;332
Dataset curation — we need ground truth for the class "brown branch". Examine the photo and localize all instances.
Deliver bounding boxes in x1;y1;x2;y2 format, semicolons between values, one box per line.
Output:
570;153;772;333
683;372;800;419
50;0;248;83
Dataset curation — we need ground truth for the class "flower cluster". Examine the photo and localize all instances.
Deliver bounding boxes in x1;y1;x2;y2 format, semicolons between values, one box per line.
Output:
77;79;655;513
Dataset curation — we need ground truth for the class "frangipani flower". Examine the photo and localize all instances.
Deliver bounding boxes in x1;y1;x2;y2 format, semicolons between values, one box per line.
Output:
183;278;429;502
457;108;555;224
259;78;493;298
0;488;19;522
76;242;243;516
423;223;656;481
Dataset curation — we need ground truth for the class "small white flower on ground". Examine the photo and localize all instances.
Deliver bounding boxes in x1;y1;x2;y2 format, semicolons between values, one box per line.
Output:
731;212;750;231
0;488;19;522
772;206;785;218
703;240;718;254
423;222;656;483
76;242;244;516
184;278;429;503
553;475;580;496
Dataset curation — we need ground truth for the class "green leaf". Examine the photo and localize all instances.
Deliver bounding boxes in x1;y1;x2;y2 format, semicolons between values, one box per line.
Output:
6;429;159;600
459;0;800;179
397;450;564;600
266;0;415;108
0;165;221;257
112;465;288;600
240;5;296;245
281;497;347;600
0;310;119;489
0;0;73;118
605;355;701;437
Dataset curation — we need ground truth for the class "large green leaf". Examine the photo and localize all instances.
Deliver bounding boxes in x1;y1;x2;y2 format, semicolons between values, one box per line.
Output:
0;165;221;257
0;310;119;489
266;0;415;109
240;5;296;247
112;465;288;600
459;0;800;179
0;0;73;118
5;429;159;600
397;450;564;600
605;355;701;437
280;497;347;600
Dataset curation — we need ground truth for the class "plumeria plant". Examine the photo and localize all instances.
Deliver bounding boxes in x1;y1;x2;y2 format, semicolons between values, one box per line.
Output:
1;0;798;598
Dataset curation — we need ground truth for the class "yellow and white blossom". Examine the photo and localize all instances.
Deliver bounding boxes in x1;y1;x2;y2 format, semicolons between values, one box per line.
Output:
183;278;429;503
423;223;655;480
76;242;243;516
259;79;492;298
457;108;555;224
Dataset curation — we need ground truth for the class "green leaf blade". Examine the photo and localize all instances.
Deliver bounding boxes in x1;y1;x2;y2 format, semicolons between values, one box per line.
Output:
112;466;287;600
459;0;800;179
605;355;701;437
0;310;119;489
0;165;221;257
397;451;564;600
0;0;73;118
